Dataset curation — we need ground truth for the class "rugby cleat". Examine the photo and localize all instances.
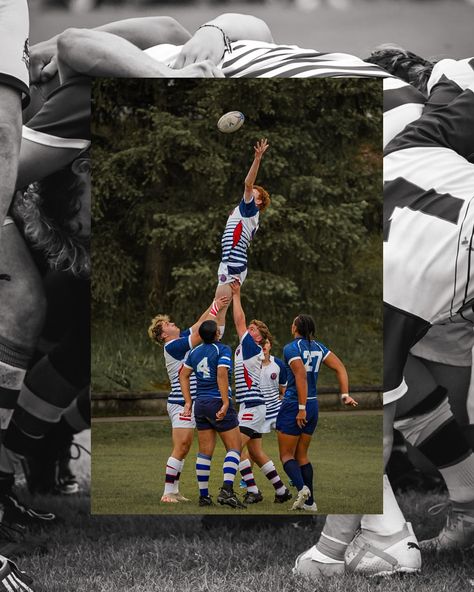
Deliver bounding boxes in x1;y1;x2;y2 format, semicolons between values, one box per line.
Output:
420;504;474;551
0;555;35;592
344;522;421;576
274;488;292;503
293;545;345;578
160;494;179;504
243;491;263;504
302;501;318;512
173;492;190;502
198;495;214;507
291;485;310;510
217;488;247;509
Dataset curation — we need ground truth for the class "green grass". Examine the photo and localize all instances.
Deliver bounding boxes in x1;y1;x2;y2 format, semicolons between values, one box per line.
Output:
18;490;474;592
91;412;383;515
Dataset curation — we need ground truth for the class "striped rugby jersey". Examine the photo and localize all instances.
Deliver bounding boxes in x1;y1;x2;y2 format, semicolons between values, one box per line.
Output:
183;341;232;400
234;332;265;407
144;41;390;79
384;59;474;327
163;328;197;405
283;339;330;403
221;197;259;273
260;356;287;421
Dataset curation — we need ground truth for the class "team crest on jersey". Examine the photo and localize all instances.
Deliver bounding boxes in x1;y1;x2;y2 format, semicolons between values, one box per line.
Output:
271;372;277;380
22;38;30;70
220;274;227;282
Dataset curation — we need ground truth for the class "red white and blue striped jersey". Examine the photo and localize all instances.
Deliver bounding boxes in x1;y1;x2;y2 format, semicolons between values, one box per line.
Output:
234;332;265;407
260;356;287;420
164;328;196;405
283;339;330;403
183;341;232;400
384;59;474;326
221;196;259;273
144;41;390;79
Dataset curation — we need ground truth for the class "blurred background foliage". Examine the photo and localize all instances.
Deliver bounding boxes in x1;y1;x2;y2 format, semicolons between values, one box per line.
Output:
91;78;382;392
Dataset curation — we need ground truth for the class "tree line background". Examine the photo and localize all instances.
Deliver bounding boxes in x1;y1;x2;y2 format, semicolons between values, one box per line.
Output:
91;78;383;393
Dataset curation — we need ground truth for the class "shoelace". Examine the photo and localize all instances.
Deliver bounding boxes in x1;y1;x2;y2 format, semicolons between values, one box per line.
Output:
70;442;91;460
427;501;451;516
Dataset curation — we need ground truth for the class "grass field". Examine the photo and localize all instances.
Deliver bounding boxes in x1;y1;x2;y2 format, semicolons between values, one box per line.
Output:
91;412;383;514
17;488;474;592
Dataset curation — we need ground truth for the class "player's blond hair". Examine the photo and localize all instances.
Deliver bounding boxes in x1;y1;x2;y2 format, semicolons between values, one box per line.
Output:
254;185;271;212
148;314;170;345
249;319;272;344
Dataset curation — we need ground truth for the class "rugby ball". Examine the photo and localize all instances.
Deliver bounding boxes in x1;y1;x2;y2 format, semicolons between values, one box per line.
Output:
217;111;245;134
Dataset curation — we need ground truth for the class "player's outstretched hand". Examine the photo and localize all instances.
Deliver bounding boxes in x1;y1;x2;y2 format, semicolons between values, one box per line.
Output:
174;27;225;69
174;60;224;78
230;281;241;296
30;38;59;83
342;395;358;407
254;138;269;160
215;296;230;310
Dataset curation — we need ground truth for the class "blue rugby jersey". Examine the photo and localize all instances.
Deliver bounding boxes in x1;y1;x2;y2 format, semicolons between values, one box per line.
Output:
260;356;287;421
221;197;259;274
283;339;330;403
163;328;196;405
184;341;232;400
234;332;265;407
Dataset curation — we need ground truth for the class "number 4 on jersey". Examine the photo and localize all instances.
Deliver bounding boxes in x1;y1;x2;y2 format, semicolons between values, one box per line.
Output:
197;357;211;378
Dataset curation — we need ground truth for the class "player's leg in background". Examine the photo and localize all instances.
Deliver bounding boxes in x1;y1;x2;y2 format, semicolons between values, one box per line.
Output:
395;355;474;550
196;428;216;503
0;222;47;513
246;437;289;503
161;424;194;503
214;282;232;340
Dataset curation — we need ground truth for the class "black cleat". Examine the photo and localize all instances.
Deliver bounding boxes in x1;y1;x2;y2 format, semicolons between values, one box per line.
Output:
243;491;263;504
199;495;214;507
274;487;293;503
217;488;247;509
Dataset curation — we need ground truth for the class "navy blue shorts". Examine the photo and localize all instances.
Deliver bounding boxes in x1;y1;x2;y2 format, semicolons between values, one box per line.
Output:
194;398;239;432
276;399;319;436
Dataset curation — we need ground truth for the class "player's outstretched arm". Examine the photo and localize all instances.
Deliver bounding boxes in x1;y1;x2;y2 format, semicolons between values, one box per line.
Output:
230;281;247;339
189;296;230;347
174;13;273;69
323;352;357;406
179;365;194;416
244;138;269;202
30;17;192;83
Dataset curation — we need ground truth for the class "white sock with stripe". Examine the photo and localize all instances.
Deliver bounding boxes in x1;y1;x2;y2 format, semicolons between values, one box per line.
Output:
163;456;181;495
223;449;240;486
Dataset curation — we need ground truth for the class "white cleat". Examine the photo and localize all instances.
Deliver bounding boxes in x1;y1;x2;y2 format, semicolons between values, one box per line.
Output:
173;492;191;502
293;546;345;578
345;522;421;576
291;485;311;510
302;501;318;512
420;505;474;551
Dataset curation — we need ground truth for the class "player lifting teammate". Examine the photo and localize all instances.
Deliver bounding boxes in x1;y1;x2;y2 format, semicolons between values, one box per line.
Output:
148;296;229;503
180;320;244;509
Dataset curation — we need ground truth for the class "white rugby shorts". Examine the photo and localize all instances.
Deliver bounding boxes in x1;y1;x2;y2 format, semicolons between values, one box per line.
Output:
217;263;248;287
238;403;266;433
167;402;196;429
